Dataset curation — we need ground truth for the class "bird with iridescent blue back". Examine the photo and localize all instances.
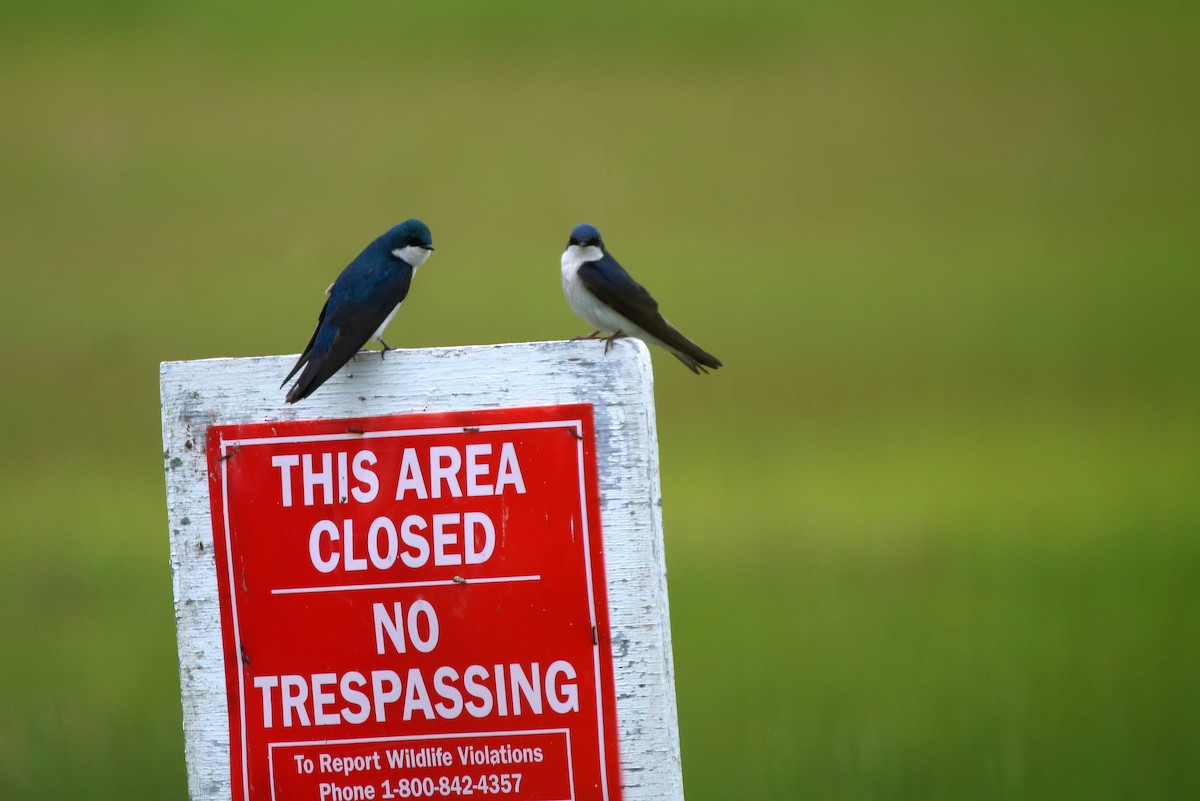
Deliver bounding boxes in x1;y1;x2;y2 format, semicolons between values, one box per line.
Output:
560;223;721;373
281;219;434;403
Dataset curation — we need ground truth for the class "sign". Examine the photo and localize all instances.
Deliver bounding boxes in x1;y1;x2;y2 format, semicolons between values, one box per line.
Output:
206;405;621;801
161;341;685;801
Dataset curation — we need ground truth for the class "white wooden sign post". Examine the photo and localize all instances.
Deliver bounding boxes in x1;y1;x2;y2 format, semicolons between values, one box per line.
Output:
160;339;685;801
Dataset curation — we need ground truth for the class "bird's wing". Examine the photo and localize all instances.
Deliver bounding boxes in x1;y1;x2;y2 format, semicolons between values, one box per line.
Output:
577;256;664;328
578;255;722;374
280;299;329;389
324;261;414;333
284;262;414;402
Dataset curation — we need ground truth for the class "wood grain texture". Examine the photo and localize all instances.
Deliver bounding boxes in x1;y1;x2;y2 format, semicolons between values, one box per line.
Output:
160;339;684;801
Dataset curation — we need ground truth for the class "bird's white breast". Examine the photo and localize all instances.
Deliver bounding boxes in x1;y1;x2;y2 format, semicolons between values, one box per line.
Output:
392;245;431;268
371;248;427;340
373;302;403;340
561;245;629;334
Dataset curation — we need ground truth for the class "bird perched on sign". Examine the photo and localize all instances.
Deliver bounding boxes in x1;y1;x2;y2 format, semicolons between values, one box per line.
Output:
560;223;722;373
281;219;434;403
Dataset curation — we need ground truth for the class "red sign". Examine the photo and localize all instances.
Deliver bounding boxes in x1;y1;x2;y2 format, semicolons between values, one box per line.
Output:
205;405;622;801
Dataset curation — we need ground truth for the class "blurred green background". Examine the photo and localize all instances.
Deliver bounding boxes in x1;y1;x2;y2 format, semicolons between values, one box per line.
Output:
2;2;1198;799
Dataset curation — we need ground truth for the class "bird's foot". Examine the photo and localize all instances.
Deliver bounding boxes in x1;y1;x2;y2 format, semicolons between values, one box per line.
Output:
570;330;603;342
602;332;627;354
379;339;396;359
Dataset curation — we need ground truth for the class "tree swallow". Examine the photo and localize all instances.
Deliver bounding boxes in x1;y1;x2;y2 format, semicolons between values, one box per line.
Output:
560;223;722;373
281;219;434;403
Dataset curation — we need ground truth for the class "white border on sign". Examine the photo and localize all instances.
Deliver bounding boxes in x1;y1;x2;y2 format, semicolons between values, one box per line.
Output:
217;417;613;801
266;727;576;801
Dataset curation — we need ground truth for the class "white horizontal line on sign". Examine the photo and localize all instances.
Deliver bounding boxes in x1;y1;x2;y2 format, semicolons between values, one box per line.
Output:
270;574;542;595
222;419;582;450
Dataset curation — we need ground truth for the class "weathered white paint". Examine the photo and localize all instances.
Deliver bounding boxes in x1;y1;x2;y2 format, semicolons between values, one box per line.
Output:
160;339;684;801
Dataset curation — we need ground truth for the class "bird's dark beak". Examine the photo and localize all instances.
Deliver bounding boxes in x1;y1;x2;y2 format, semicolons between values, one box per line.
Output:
424;244;435;251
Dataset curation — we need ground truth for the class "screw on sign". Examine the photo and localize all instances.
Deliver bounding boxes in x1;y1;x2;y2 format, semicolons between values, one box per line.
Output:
206;405;622;801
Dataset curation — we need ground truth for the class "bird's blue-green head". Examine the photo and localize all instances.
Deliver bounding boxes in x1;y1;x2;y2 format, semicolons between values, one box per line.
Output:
387;219;434;267
568;223;604;250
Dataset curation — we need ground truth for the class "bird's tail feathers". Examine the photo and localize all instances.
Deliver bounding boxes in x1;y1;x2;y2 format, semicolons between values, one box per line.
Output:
285;358;328;404
280;354;308;390
670;348;723;374
657;321;722;374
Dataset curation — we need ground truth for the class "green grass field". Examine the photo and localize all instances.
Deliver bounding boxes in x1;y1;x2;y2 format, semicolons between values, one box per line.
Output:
1;3;1197;799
